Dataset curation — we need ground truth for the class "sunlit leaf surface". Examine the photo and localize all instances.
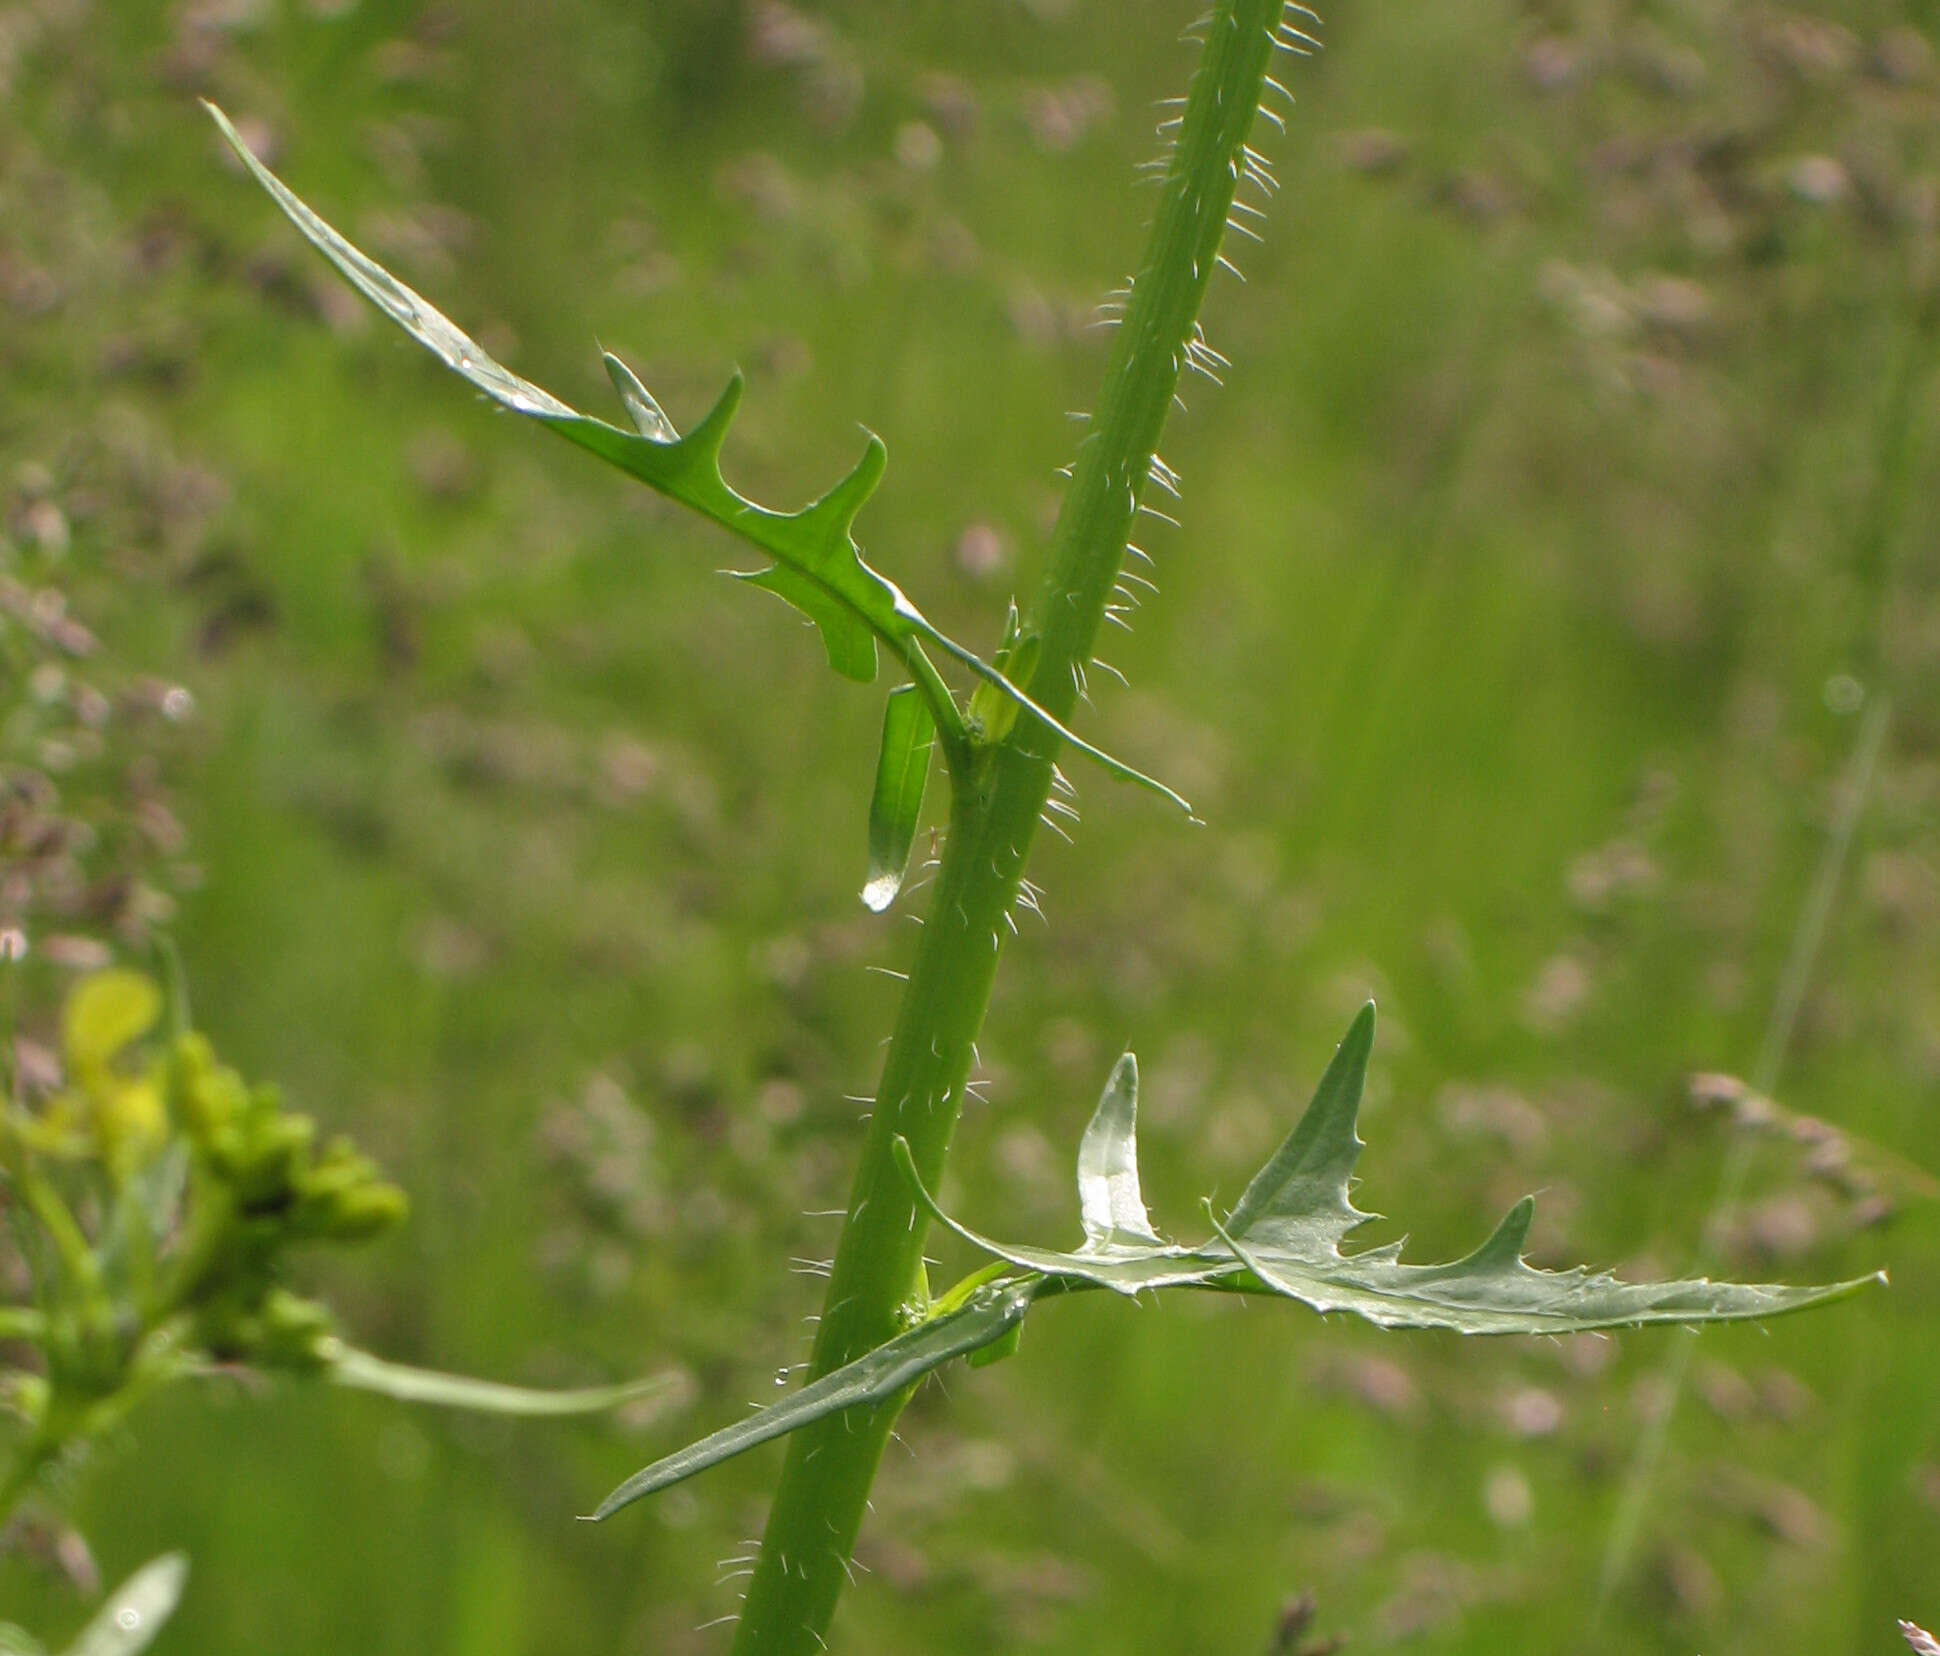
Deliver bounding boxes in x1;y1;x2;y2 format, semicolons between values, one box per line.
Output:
912;1004;1880;1333
862;684;935;912
206;101;1194;815
60;1555;187;1656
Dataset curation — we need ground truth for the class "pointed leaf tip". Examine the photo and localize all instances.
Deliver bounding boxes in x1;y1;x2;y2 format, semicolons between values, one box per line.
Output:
1442;1196;1535;1276
685;371;744;461
1077;1053;1161;1248
1223;1004;1375;1243
807;432;888;536
602;352;679;443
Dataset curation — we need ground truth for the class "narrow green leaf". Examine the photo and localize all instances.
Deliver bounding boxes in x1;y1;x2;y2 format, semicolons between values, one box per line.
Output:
206;101;1198;816
1208;1004;1879;1332
0;1625;48;1656
328;1346;680;1417
60;1555;186;1656
1077;1054;1161;1248
590;1282;1037;1520
862;685;935;912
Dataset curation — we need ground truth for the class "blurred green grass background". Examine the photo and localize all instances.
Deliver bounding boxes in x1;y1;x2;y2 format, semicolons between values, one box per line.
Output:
3;0;1938;1650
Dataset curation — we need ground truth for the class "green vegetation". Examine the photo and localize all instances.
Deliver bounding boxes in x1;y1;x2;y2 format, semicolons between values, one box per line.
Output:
0;964;674;1646
3;0;1936;1651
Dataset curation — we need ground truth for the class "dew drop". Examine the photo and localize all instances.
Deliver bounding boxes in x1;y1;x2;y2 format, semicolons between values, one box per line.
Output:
774;1369;790;1388
116;1608;142;1633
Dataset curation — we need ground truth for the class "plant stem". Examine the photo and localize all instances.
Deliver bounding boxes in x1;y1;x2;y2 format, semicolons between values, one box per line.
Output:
729;5;1284;1651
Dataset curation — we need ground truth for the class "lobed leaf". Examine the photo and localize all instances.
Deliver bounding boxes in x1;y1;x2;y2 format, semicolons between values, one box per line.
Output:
60;1554;186;1656
862;684;935;913
589;1280;1039;1520
208;98;890;682
206;102;1195;816
591;1013;1876;1519
328;1346;681;1418
908;1004;1882;1335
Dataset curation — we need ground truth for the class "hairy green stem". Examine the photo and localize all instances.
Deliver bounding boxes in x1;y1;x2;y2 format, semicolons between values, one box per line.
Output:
729;5;1284;1650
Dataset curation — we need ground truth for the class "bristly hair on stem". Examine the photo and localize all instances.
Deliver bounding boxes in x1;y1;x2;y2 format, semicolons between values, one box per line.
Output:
721;5;1300;1650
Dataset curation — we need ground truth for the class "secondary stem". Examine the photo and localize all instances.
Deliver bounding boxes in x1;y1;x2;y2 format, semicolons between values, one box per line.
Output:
729;6;1283;1650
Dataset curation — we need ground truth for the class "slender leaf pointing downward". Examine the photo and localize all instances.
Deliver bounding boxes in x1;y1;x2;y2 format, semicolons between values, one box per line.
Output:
205;101;1194;817
862;684;935;912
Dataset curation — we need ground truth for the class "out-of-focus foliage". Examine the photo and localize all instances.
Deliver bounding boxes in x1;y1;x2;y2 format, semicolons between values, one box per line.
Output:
0;967;674;1645
1;971;405;1593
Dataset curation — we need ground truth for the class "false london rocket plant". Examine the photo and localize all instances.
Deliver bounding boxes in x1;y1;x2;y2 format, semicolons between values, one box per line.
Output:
206;0;1880;1649
0;970;679;1553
